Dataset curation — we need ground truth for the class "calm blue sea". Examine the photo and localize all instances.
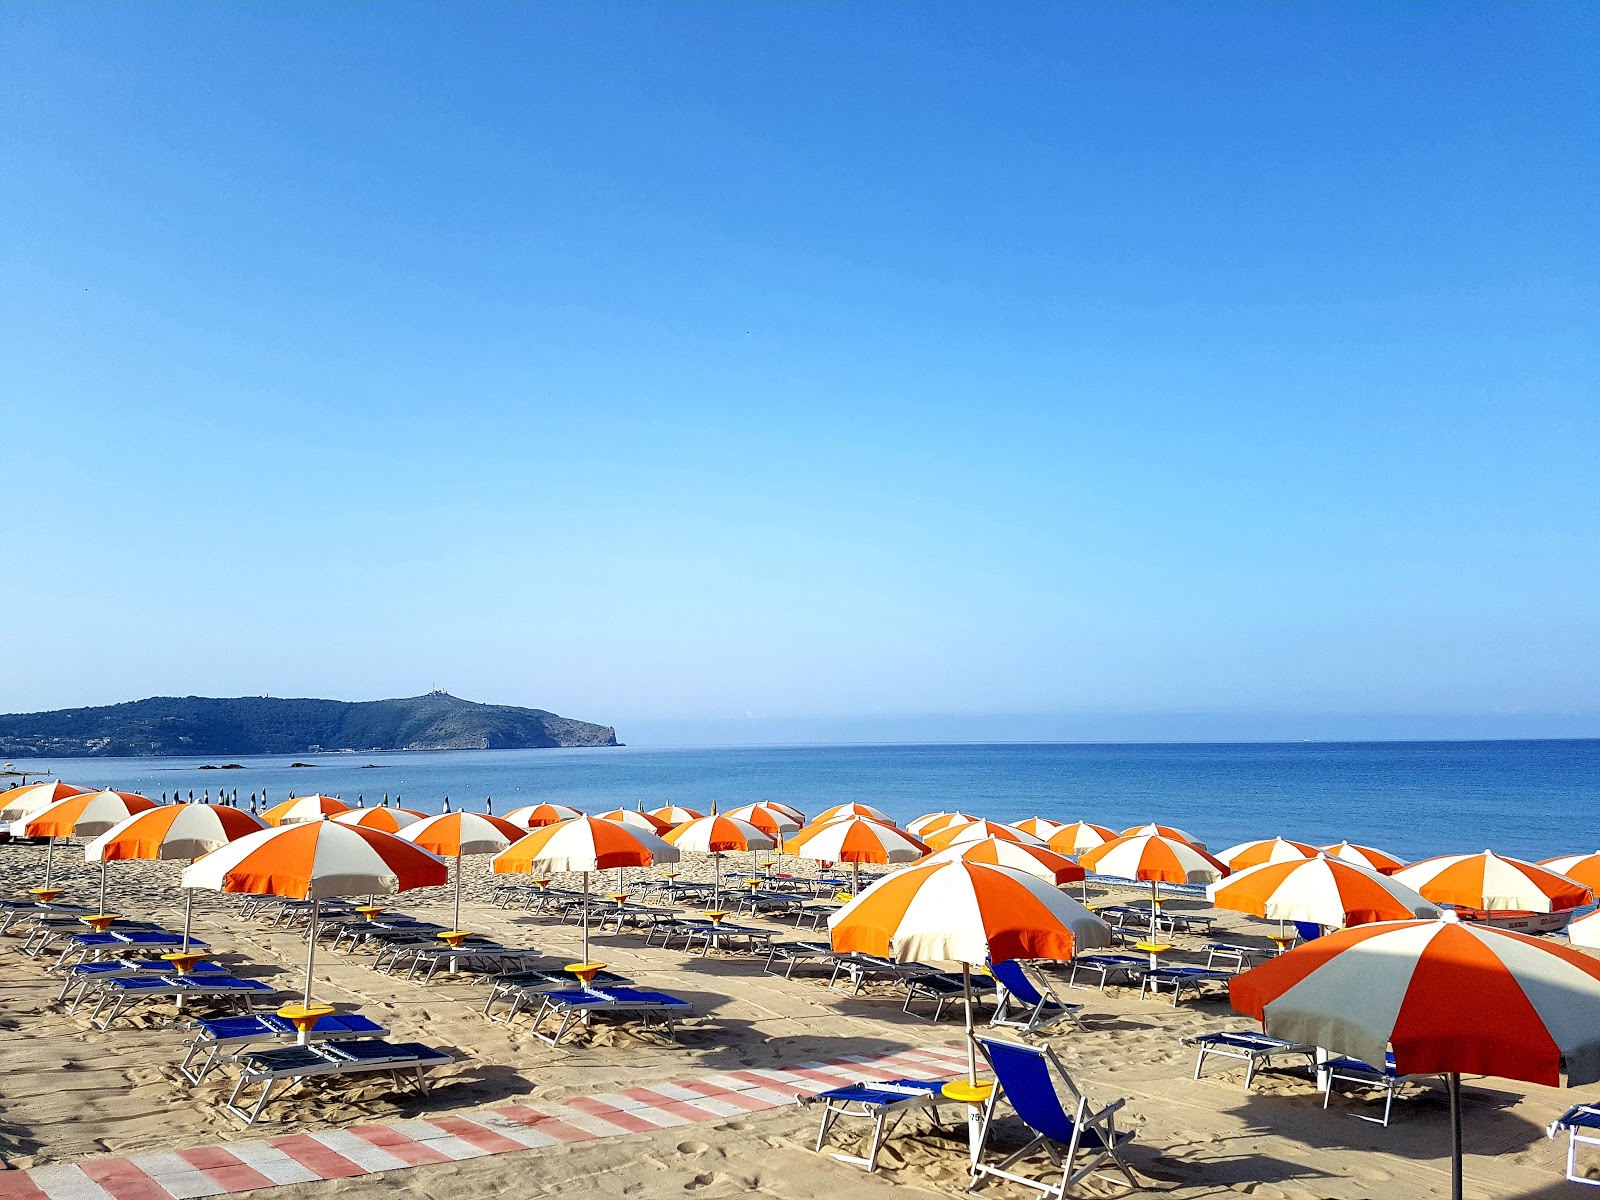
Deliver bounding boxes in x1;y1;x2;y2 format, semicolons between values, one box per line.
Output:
5;740;1597;864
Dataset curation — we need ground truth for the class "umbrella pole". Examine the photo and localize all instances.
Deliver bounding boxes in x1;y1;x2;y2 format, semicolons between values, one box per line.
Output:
1151;881;1159;942
182;888;194;953
853;861;860;895
302;896;319;1014
44;837;55;889
99;861;108;914
582;871;591;963
1448;1072;1463;1200
714;855;722;907
453;848;463;932
963;964;977;1086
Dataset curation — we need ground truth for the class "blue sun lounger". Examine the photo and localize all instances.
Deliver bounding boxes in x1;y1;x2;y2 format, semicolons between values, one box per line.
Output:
1323;1053;1434;1126
58;958;231;1007
800;1078;955;1171
480;967;635;1022
48;930;209;972
1548;1103;1600;1186
1066;953;1146;992
1182;1031;1316;1089
1138;965;1233;1005
528;986;692;1045
224;1039;453;1125
901;970;998;1021
85;974;278;1030
972;1036;1138;1199
989;961;1084;1035
179;1011;388;1084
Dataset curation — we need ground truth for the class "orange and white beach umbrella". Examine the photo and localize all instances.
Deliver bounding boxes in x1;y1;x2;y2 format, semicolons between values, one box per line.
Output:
0;780;88;823
785;817;928;893
1208;856;1438;929
830;860;1112;1083
183;821;447;1009
815;802;891;825
503;802;583;830
24;789;160;895
1569;909;1600;951
664;814;775;904
761;801;806;825
597;807;675;834
1392;851;1593;914
1540;851;1600;894
923;819;1043;852
1045;821;1117;856
1319;841;1406;875
332;806;427;832
1121;823;1206;850
1216;837;1319;872
261;794;349;826
1012;816;1068;841
1231;919;1600;1198
919;838;1086;887
906;811;978;838
86;802;266;938
727;802;802;839
1079;833;1229;940
402;811;528;930
493;816;678;962
646;804;704;827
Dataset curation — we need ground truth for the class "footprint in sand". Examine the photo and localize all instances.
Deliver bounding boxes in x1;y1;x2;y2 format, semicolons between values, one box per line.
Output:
676;1140;710;1155
683;1172;721;1190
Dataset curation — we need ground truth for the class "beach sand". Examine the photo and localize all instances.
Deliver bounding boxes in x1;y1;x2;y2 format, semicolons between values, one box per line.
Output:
0;841;1586;1199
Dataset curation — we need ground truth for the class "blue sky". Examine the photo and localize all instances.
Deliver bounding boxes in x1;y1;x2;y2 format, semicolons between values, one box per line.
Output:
2;2;1596;743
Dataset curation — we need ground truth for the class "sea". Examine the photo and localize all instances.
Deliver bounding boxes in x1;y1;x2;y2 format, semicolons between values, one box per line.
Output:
5;740;1597;864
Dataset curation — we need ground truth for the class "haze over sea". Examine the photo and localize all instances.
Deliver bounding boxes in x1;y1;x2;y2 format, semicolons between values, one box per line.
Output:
9;739;1597;865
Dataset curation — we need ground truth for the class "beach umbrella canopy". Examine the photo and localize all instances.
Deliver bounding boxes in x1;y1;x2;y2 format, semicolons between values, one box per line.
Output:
1231;919;1600;1200
503;802;583;830
1569;909;1600;951
726;802;802;839
815;802;891;825
183;821;447;1009
830;860;1112;1083
401;811;529;931
761;801;806;824
597;807;675;834
664;815;776;905
1080;833;1230;940
1319;841;1406;875
1540;852;1600;894
262;795;349;826
906;811;978;838
1216;837;1319;871
1012;816;1068;841
1392;851;1593;914
86;802;266;942
1121;823;1206;850
1046;821;1117;855
924;820;1044;852
785;817;928;893
1208;856;1439;929
23;789;161;897
493;816;677;962
646;805;704;826
0;780;88;823
918;838;1086;886
332;806;427;832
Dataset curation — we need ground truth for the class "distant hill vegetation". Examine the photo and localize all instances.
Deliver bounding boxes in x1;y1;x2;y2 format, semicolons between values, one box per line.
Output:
0;692;619;757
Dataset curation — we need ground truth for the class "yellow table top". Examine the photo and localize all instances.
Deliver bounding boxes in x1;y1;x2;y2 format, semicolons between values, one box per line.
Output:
276;1003;336;1032
1134;941;1173;955
437;929;473;947
564;961;607;983
941;1080;995;1104
80;913;120;932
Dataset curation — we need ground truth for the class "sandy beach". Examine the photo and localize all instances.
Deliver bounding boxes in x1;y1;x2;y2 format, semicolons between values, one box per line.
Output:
0;840;1587;1200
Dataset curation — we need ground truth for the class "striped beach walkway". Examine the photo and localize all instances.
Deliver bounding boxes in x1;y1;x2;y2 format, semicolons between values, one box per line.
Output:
0;1043;969;1200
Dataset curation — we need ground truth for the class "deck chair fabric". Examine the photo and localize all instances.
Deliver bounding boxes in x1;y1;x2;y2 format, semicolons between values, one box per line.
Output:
224;1039;451;1125
989;961;1083;1035
179;1012;387;1084
972;1036;1138;1199
1182;1031;1315;1089
802;1078;953;1171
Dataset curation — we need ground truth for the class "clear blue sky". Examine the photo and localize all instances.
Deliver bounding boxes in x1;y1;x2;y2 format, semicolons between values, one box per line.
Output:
2;2;1596;743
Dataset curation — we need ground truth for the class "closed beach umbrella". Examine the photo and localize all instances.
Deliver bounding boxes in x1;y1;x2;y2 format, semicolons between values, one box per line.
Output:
1012;816;1068;841
86;803;266;946
183;822;446;1009
830;861;1112;1083
919;838;1086;886
493;816;677;963
647;805;704;827
785;817;929;894
726;802;802;839
0;780;88;823
1320;841;1406;875
1080;833;1230;940
1392;851;1592;914
333;806;427;832
815;802;891;825
25;789;160;899
1569;909;1600;950
597;807;674;834
907;811;978;838
664;815;775;905
1121;823;1206;851
262;794;349;826
1217;837;1319;872
401;811;526;931
1046;821;1117;855
1541;851;1600;893
1231;920;1600;1200
923;819;1043;852
503;802;583;830
1208;856;1439;929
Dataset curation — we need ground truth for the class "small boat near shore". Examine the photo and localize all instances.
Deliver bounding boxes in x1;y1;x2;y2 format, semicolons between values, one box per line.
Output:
1449;907;1577;935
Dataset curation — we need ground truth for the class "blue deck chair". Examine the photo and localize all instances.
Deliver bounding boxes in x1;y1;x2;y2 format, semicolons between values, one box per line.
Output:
802;1078;953;1171
1292;921;1323;943
989;961;1083;1035
973;1036;1138;1198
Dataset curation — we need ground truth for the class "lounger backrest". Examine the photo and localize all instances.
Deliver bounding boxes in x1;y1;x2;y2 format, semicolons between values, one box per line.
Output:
977;1037;1077;1144
989;960;1044;1005
1293;921;1323;941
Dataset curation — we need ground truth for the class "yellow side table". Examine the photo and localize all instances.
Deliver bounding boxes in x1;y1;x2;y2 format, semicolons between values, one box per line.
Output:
278;1002;336;1045
1134;940;1172;969
942;1080;996;1165
80;913;120;933
1269;933;1298;954
564;961;607;986
28;887;63;905
354;905;386;922
160;950;210;975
